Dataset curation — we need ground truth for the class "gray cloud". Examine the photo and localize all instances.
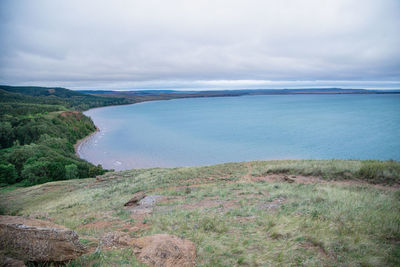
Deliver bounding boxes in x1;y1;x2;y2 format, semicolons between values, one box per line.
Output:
0;0;399;90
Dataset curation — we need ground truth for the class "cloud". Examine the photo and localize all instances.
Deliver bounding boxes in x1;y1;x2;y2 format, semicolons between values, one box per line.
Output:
0;0;399;90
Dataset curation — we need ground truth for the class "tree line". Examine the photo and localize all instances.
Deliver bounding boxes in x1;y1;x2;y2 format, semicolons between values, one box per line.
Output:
0;85;133;186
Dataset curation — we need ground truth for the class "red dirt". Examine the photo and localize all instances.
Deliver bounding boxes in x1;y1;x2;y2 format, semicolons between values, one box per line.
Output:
60;111;80;118
251;174;323;184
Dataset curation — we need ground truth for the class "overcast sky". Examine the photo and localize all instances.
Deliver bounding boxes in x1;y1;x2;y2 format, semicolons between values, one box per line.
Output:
0;0;399;90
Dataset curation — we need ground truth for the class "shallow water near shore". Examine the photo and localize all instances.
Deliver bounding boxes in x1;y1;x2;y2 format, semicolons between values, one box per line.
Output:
78;94;400;170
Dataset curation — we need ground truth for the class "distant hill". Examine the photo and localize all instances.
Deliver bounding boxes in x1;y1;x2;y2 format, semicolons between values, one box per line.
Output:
76;87;400;105
0;85;132;111
0;85;85;98
79;88;400;96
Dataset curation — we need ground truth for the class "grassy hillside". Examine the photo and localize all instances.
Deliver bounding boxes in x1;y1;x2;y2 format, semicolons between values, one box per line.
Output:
1;160;399;266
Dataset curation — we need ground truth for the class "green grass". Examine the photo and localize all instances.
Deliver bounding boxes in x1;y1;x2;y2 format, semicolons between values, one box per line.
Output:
1;160;399;266
66;248;146;267
0;182;24;194
251;159;400;184
148;182;400;266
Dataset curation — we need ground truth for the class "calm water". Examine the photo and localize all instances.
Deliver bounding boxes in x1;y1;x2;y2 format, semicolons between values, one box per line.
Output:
79;95;400;170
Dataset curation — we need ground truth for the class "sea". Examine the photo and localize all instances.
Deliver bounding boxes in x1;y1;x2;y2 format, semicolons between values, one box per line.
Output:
78;94;400;170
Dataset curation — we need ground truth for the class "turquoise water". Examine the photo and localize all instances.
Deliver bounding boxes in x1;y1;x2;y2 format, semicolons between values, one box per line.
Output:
79;95;400;170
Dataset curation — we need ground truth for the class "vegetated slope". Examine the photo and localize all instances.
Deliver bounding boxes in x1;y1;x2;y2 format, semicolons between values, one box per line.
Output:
1;160;399;266
0;85;132;110
0;86;134;186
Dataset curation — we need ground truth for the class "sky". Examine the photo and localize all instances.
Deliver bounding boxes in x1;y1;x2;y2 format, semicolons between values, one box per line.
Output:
0;0;399;90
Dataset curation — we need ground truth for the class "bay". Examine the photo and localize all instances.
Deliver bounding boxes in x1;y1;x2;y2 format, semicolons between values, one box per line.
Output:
78;94;400;170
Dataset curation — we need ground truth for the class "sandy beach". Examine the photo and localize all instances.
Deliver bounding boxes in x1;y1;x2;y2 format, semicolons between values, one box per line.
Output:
74;127;99;158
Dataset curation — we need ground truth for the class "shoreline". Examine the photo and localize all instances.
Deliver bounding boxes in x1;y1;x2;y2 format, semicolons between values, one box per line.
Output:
72;99;173;162
74;94;400;167
74;126;100;158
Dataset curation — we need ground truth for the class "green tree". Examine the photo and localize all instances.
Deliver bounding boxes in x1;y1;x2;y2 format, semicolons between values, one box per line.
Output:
48;161;66;181
89;164;105;177
0;86;114;185
38;135;74;155
0;163;17;184
7;144;40;175
0;121;14;148
21;161;50;185
65;164;78;179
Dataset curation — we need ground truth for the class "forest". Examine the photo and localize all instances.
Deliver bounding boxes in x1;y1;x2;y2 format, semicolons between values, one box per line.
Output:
0;85;132;186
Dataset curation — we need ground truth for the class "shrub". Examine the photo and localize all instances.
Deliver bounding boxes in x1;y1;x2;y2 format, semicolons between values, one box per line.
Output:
358;161;400;184
21;159;66;185
21;161;51;185
0;163;17;185
65;164;79;179
89;164;106;177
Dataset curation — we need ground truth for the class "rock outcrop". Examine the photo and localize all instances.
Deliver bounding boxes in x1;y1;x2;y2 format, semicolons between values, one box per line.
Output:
99;231;197;266
0;255;26;267
0;216;87;262
133;234;196;267
124;192;146;206
100;231;134;248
